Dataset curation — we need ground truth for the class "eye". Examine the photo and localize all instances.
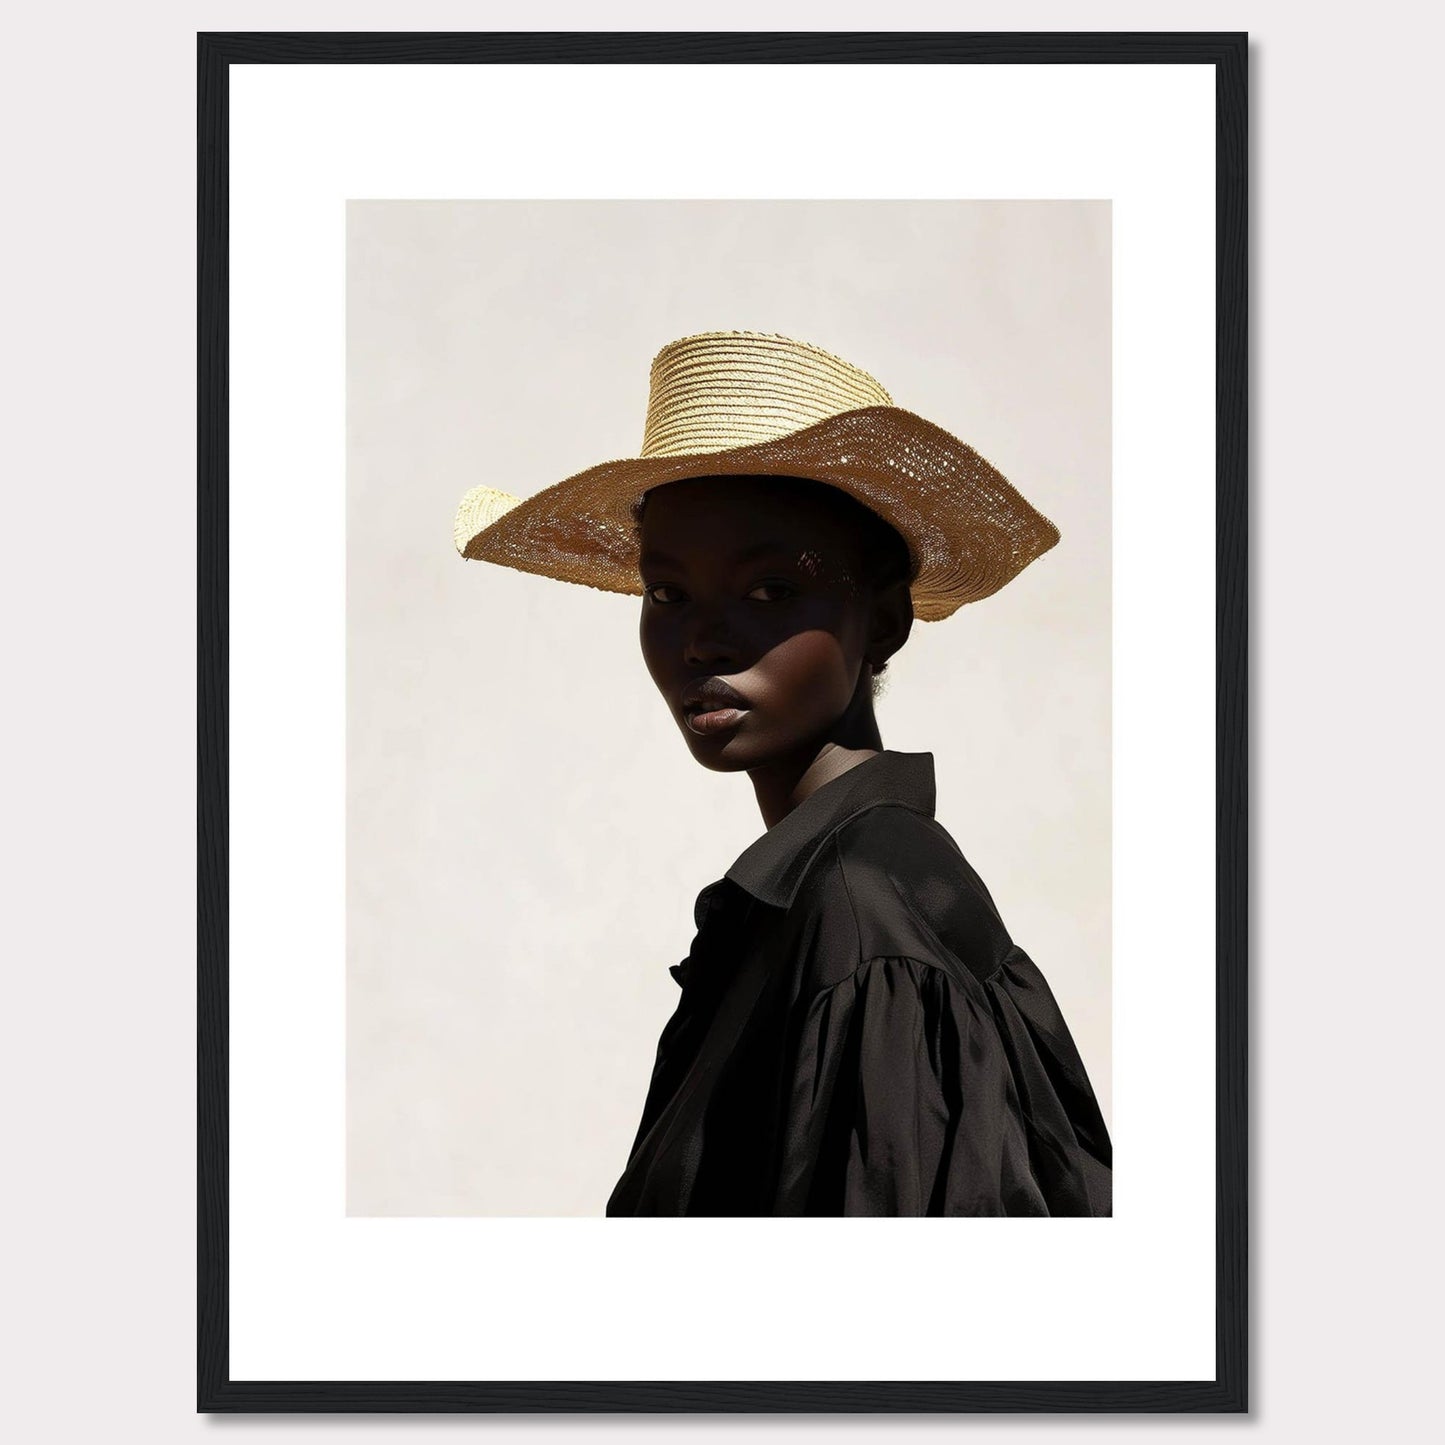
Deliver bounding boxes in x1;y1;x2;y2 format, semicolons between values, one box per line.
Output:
747;580;796;603
644;583;685;605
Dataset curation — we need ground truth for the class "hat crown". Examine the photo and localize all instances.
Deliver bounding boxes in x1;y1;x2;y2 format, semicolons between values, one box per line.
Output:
640;330;893;459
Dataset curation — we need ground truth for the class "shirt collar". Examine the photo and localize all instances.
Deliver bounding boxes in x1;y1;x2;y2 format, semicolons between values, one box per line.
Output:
722;749;937;910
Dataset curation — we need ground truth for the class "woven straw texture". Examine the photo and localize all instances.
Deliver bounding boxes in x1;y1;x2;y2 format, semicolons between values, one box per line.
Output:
453;331;1060;621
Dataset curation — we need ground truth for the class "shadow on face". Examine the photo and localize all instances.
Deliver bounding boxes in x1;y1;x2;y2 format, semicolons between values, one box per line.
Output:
634;474;913;772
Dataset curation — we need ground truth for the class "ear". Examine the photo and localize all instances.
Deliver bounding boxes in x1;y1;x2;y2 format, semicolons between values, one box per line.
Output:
867;576;914;670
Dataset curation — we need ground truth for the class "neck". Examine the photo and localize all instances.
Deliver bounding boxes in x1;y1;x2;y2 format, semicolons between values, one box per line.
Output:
749;736;884;830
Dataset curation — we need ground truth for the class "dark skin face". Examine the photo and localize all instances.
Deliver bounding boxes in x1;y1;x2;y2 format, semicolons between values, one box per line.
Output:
637;475;913;828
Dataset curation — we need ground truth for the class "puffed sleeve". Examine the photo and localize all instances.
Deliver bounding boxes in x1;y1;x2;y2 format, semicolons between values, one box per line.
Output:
769;948;1112;1217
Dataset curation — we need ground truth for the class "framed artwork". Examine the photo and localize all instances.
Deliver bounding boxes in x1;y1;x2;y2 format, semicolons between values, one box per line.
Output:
199;30;1247;1412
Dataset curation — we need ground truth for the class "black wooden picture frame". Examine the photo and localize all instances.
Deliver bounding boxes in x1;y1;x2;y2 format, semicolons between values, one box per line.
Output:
198;29;1247;1413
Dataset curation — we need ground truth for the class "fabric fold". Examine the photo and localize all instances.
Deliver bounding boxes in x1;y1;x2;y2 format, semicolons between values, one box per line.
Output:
774;953;1112;1215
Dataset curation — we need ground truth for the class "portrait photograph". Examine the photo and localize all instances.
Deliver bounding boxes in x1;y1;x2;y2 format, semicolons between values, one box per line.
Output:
24;1;1445;1432
210;40;1238;1402
344;198;1113;1218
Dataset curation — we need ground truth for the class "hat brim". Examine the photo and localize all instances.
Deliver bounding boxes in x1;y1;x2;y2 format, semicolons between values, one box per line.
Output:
456;405;1059;621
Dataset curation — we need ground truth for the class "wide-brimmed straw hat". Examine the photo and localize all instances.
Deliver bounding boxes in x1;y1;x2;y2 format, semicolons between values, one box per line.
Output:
452;330;1059;621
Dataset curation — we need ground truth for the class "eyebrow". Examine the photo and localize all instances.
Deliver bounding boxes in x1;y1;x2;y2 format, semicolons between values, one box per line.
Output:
638;541;799;571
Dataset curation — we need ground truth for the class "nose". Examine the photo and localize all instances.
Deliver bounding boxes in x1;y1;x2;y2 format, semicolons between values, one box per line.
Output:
683;612;741;669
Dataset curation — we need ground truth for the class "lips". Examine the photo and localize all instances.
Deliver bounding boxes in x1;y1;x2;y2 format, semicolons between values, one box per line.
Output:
680;678;752;719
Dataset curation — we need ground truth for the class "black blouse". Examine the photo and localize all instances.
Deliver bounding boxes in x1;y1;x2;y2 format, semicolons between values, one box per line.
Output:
605;749;1112;1217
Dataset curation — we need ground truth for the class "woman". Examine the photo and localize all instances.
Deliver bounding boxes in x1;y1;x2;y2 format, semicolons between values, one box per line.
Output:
455;330;1112;1216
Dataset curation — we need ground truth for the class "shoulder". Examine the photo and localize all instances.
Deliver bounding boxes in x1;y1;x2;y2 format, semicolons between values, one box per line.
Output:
788;802;1014;990
833;801;964;876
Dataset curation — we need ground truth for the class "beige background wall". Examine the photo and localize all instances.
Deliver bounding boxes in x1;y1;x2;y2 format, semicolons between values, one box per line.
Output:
346;199;1111;1215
